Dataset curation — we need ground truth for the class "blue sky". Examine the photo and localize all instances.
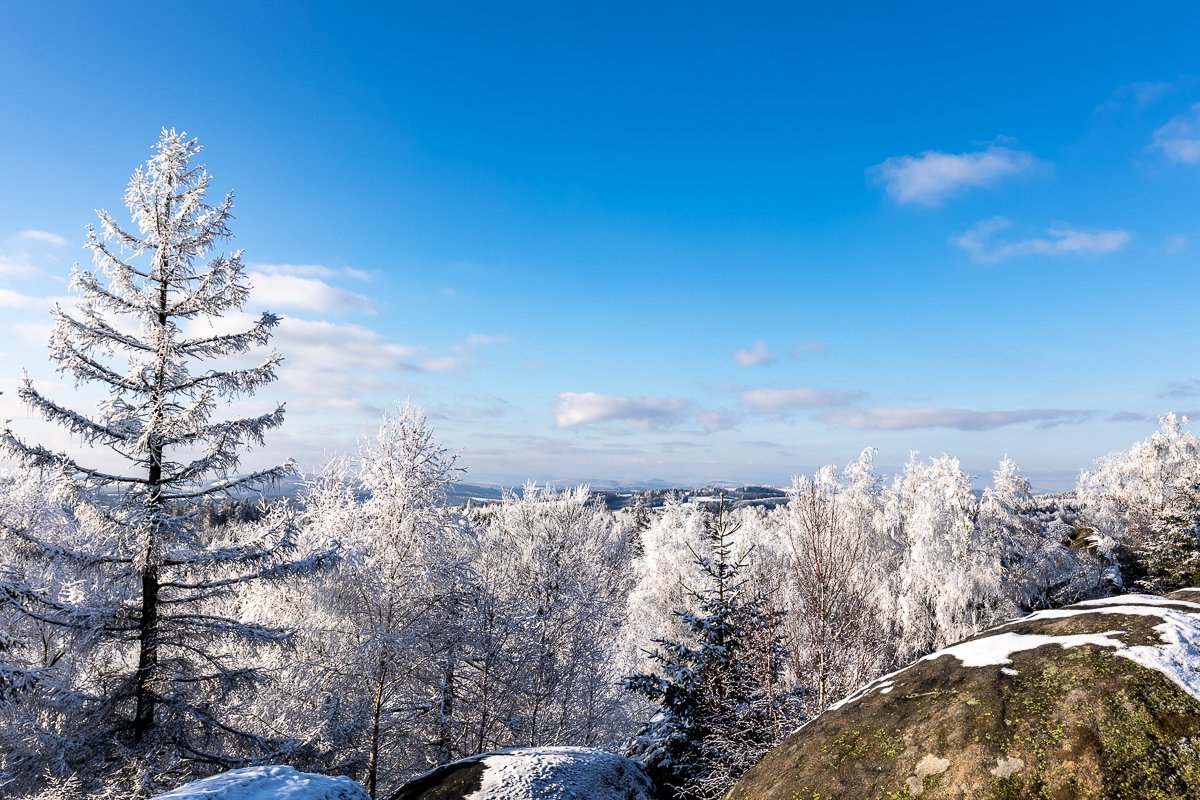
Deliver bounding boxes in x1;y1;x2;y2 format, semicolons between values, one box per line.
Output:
2;2;1200;489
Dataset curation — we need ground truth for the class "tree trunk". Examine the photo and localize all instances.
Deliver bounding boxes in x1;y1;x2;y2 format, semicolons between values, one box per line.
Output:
132;563;160;742
133;247;170;744
367;657;388;798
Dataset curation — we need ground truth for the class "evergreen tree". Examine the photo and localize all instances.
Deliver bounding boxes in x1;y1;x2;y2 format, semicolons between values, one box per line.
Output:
0;129;323;794
625;499;797;800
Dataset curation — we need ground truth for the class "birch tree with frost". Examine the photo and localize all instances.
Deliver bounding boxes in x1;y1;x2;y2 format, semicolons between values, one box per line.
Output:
0;129;322;793
1078;414;1200;591
270;403;472;798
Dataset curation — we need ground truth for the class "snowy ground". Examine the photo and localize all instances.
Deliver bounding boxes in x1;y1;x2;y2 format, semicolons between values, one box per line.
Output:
151;766;369;800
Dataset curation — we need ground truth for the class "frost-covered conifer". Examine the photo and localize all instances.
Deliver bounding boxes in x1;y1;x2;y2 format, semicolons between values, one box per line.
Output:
625;499;797;800
0;129;322;793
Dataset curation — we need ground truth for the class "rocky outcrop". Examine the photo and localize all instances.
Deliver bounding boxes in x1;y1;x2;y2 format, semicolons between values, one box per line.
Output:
729;590;1200;799
387;746;655;800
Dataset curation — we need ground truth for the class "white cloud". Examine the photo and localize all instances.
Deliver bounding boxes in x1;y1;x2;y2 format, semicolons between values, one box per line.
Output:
13;230;67;247
275;318;461;374
1153;103;1200;164
554;392;689;429
818;407;1091;431
267;318;469;417
0;289;65;312
955;218;1131;262
247;271;375;315
740;387;863;412
869;145;1039;206
248;262;371;281
733;340;777;367
1166;234;1189;254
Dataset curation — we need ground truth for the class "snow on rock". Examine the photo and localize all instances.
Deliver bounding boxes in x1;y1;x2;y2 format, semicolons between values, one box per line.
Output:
467;747;653;800
388;746;655;800
918;629;1129;668
1119;607;1200;702
830;592;1200;711
152;766;369;800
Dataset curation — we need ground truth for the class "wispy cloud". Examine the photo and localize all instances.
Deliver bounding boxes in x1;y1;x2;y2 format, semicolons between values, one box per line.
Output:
791;340;827;357
456;333;511;349
740;387;863;413
818;407;1091;431
733;340;777;367
1096;79;1188;114
1108;411;1154;423
0;288;73;312
1152;103;1200;164
429;394;513;422
554;392;690;429
275;318;463;374
13;230;67;247
955;217;1130;262
0;252;42;278
869;144;1039;206
247;269;375;315
249;262;371;281
1159;379;1200;399
694;409;740;433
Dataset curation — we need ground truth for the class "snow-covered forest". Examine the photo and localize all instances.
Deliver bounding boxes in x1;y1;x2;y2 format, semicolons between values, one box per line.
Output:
4;131;1200;799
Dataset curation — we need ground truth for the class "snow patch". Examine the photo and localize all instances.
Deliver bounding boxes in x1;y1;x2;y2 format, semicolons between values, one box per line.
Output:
1117;609;1200;702
920;630;1128;668
828;675;901;712
152;766;369;800
1073;593;1200;610
996;603;1199;630
464;746;655;800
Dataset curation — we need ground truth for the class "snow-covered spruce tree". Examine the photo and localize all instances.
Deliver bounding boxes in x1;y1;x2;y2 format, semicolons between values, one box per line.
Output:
625;499;798;800
0;130;321;791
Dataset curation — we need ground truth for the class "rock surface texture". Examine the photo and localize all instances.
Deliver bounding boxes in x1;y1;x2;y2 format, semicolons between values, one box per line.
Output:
728;590;1200;800
152;766;370;800
387;746;656;800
